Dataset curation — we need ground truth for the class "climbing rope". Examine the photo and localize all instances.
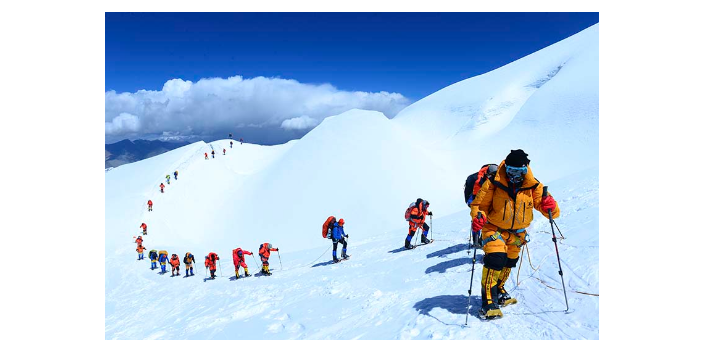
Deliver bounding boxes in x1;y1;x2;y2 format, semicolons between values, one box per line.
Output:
515;243;599;297
307;244;333;266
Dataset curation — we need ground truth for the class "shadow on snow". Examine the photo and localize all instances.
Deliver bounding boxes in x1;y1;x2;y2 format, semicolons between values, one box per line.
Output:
413;294;483;326
426;244;469;259
424;256;483;274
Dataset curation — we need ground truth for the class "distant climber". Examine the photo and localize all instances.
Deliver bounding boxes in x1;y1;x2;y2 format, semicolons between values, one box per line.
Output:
230;141;233;148
183;252;195;277
229;133;233;139
174;170;178;180
211;150;215;159
165;174;171;185
169;254;181;276
147;200;153;212
136;244;146;260
205;252;219;279
232;248;253;279
240;138;243;145
405;198;432;249
158;250;168;274
135;235;143;246
160;183;165;193
223;148;226;155
140;222;147;235
149;249;158;270
258;243;279;276
331;218;349;263
205;152;209;160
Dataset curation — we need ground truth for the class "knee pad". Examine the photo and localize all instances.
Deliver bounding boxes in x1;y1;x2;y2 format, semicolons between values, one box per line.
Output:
506;257;519;268
482;252;508;271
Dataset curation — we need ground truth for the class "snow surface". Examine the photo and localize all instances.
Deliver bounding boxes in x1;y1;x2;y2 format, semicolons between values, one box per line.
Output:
106;24;599;339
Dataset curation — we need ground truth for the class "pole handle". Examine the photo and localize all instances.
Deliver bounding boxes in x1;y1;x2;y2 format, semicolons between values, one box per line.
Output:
542;185;548;198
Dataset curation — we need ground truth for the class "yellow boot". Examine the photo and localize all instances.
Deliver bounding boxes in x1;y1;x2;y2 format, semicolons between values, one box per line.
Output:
244;267;251;277
497;267;518;307
480;267;503;319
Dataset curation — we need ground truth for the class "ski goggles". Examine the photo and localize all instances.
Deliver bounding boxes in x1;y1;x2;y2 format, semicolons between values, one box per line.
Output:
505;165;528;178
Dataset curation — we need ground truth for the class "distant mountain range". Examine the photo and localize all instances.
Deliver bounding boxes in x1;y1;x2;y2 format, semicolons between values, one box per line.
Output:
105;139;189;169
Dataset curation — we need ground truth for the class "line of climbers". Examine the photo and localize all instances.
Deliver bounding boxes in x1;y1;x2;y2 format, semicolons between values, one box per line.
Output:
136;235;281;279
134;147;563;322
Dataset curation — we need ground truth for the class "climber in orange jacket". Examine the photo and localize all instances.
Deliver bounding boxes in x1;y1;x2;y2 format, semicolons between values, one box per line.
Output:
140;223;147;235
470;149;560;319
147;199;153;212
204;252;219;279
232;248;253;279
159;183;165;193
258;243;279;276
169;254;181;276
406;199;432;249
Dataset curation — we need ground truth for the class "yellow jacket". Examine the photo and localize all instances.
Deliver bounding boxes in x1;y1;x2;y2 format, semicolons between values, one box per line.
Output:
470;161;559;230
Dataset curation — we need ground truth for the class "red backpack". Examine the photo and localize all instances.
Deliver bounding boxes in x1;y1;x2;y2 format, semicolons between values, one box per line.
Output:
404;201;418;221
322;216;336;238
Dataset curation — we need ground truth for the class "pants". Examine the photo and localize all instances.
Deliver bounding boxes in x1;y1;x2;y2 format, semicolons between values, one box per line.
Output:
480;223;527;307
148;205;152;211
406;222;429;242
175;175;177;180
160;264;166;272
210;269;216;278
171;266;179;275
332;237;348;259
151;260;157;269
138;253;144;260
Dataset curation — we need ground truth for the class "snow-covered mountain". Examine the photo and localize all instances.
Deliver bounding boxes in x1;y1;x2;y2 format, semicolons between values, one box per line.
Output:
106;24;599;339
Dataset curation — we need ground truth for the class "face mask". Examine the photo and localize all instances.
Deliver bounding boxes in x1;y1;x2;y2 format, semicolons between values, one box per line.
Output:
505;165;527;184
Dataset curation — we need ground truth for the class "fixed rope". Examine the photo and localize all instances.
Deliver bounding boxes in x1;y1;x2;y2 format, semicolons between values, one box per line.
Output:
515;243;599;297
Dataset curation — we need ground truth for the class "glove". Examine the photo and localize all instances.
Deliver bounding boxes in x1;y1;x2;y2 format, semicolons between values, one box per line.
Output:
471;213;486;232
345;235;349;238
541;195;557;212
428;211;433;216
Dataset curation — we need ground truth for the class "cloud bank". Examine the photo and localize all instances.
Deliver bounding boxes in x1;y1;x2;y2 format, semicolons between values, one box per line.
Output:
105;76;411;142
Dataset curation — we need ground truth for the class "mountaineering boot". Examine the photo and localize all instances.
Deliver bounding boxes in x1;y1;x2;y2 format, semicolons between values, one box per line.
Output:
421;235;431;244
190;268;194;276
404;240;413;249
333;257;339;263
479;303;503;319
342;249;349;259
497;292;517;307
244;268;251;277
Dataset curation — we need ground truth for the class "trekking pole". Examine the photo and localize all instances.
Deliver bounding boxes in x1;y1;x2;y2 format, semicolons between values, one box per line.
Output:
251;254;261;271
465;216;481;325
277;251;283;271
218;260;223;278
414;228;420;247
428;215;433;241
543;186;569;312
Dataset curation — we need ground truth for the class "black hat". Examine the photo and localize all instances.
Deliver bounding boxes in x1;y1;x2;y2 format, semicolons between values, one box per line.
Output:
505;149;530;167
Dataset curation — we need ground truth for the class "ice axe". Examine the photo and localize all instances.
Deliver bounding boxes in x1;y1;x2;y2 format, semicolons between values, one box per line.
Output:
544;186;569;313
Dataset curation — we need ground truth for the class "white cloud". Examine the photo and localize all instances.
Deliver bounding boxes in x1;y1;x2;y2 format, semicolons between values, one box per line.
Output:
105;113;140;135
105;76;411;139
280;115;318;130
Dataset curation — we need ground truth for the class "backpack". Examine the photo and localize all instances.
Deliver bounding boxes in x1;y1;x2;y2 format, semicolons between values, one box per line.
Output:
209;252;217;262
184;252;192;264
404;201;419;221
322;216;336;239
464;164;499;205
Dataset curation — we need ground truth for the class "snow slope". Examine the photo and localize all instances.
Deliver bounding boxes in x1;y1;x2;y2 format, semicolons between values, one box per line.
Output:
106;24;599;339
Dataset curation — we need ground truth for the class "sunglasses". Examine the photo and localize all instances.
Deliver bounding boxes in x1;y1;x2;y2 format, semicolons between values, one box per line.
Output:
505;165;528;177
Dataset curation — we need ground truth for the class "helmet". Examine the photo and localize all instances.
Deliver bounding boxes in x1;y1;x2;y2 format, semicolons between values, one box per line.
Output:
486;164;498;176
238;250;243;256
338;218;345;225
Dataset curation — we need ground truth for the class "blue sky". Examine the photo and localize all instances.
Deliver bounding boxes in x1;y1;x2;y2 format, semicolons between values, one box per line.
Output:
107;12;598;100
105;12;598;144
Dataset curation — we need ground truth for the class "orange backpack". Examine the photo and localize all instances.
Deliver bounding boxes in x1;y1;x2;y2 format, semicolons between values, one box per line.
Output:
404;201;420;221
322;216;336;238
